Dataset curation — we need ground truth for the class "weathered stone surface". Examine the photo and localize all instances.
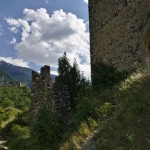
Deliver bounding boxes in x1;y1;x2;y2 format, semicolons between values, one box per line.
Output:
30;66;71;125
89;0;150;72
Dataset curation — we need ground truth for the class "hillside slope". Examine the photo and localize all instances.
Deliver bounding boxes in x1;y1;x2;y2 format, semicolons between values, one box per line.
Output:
93;73;150;150
0;86;31;149
0;70;16;86
60;72;150;150
0;86;31;129
0;61;33;87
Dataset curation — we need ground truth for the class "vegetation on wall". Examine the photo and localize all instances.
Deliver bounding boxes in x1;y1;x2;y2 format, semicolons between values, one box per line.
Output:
92;61;128;89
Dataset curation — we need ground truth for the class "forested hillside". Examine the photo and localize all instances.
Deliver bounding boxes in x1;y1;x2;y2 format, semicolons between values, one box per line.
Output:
0;86;30;149
0;70;16;86
0;61;32;87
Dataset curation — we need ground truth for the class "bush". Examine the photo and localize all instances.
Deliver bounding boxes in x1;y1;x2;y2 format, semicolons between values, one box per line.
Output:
31;107;62;150
8;125;30;150
92;61;128;89
2;99;14;107
11;125;30;139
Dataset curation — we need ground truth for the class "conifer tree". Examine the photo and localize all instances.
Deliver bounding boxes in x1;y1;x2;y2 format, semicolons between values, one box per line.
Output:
55;52;71;85
56;52;89;108
69;59;81;107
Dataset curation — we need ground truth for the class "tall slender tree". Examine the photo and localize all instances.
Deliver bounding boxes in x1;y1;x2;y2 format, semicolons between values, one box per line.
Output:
56;52;89;108
55;52;71;85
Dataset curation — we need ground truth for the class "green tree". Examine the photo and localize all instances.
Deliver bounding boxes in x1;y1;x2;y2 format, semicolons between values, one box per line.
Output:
56;52;71;85
56;52;89;108
31;107;61;150
68;59;81;106
92;61;127;89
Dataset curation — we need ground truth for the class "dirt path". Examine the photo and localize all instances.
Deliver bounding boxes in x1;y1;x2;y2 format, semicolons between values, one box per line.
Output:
82;129;99;150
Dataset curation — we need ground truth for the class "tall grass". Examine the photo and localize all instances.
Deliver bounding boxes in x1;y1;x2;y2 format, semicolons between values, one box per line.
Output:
60;71;150;150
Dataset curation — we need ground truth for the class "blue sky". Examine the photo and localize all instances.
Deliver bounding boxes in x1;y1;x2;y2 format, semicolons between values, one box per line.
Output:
0;0;90;77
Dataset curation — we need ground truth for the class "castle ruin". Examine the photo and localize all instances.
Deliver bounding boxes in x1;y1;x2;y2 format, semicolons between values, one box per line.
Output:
30;65;71;125
89;0;150;79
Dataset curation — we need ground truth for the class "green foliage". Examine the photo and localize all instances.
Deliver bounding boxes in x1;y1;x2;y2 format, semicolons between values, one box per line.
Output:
95;72;150;150
60;89;114;149
95;102;113;118
92;61;128;89
8;125;30;150
31;107;62;150
11;125;30;139
56;52;90;108
0;86;30;130
0;86;30;110
56;52;71;85
2;99;14;107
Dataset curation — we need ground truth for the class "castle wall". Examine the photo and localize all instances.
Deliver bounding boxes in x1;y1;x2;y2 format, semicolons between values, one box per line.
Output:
89;0;150;73
53;83;71;118
30;66;71;125
31;67;52;124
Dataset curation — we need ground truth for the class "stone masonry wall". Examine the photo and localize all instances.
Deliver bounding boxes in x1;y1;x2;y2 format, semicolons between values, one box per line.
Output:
89;0;150;73
30;66;71;125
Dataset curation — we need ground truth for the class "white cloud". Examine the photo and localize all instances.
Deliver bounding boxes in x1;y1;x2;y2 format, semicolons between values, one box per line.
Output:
10;38;16;44
83;0;88;4
51;70;58;76
79;64;91;79
0;57;29;68
6;8;90;78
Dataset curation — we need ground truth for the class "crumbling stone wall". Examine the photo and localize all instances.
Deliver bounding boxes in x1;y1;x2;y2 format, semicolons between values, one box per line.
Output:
30;66;71;125
89;0;150;74
53;83;71;118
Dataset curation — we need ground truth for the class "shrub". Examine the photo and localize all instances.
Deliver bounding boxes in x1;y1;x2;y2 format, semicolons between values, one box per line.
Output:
11;124;30;139
8;125;30;150
31;107;62;150
92;61;128;89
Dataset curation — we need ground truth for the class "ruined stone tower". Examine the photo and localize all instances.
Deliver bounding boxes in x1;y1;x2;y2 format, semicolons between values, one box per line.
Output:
89;0;150;78
30;66;71;124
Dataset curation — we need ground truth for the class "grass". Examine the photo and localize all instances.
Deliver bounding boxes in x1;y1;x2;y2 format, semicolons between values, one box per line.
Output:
94;71;150;150
60;71;150;150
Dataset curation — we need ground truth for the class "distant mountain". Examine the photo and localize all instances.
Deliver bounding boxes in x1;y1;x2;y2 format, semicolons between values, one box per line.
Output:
0;61;56;87
0;70;16;86
0;61;33;87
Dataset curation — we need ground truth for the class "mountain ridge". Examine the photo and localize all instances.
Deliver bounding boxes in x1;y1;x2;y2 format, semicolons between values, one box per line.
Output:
0;61;56;87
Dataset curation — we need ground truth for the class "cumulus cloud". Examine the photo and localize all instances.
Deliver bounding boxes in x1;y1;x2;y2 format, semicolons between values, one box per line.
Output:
83;0;88;4
6;8;90;78
0;57;29;68
10;38;16;44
